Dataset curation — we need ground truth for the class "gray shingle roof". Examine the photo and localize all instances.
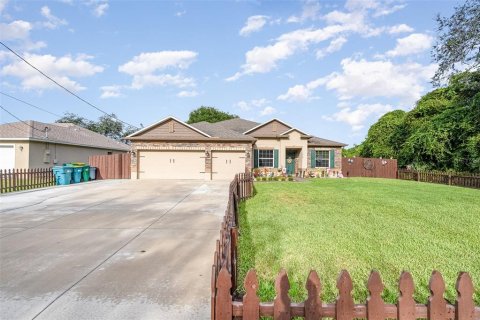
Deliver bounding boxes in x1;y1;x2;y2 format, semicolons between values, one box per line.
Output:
190;121;254;140
213;118;260;133
0;121;131;151
308;136;348;147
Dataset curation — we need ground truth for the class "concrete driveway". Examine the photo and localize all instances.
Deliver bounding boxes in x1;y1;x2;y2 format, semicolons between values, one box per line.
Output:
0;179;229;320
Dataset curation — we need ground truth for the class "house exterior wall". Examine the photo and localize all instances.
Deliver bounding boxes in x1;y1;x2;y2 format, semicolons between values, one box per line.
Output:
130;141;253;179
28;141;126;168
247;120;291;136
0;141;29;169
133;119;206;139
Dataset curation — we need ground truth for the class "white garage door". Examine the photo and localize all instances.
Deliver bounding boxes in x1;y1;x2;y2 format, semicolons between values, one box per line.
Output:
212;151;245;180
0;145;15;169
139;151;205;179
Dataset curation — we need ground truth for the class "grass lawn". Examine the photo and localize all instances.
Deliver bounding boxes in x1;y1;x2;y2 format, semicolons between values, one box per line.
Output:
237;178;480;305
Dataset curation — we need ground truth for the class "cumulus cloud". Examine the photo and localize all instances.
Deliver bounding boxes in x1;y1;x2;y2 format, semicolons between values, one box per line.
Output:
388;24;414;34
40;6;68;29
239;15;269;36
323;103;393;131
385;33;434;57
260;106;277;116
316;36;347;59
235;98;270;112
100;85;123;98
287;0;321;23
87;0;109;17
0;0;9;14
177;90;198;97
0;20;32;41
1;53;104;91
279;58;436;105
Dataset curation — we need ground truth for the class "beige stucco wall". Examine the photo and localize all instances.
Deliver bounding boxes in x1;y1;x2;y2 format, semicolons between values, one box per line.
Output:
254;130;309;170
0;141;30;169
27;141;127;169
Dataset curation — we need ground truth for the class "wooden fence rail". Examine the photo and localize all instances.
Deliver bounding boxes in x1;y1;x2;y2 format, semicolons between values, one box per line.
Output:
398;169;480;189
0;168;55;193
211;172;480;320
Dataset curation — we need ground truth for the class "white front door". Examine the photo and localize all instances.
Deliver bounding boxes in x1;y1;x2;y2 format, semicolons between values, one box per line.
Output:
0;144;15;169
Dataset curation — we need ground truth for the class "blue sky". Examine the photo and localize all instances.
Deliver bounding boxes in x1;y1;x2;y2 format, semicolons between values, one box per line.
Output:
0;0;460;146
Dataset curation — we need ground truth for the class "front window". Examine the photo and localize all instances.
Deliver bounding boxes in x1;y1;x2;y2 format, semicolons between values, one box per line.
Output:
258;149;274;167
315;150;329;167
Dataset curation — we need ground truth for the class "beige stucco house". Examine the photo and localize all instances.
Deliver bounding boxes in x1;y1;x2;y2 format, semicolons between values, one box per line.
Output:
127;116;347;180
0;121;130;169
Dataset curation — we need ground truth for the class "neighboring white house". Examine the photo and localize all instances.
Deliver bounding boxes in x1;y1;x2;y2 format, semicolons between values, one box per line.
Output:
0;121;130;169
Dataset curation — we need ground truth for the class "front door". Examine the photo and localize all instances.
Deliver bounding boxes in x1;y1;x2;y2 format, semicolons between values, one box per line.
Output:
286;150;296;175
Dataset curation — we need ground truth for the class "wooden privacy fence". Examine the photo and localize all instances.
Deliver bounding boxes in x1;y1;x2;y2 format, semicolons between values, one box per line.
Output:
342;157;398;179
212;172;253;320
398;169;480;189
215;267;480;320
88;153;131;180
0;168;55;193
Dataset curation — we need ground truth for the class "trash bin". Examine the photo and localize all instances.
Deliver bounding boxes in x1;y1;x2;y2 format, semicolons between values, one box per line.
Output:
53;166;72;185
89;167;97;180
81;165;90;182
71;167;83;183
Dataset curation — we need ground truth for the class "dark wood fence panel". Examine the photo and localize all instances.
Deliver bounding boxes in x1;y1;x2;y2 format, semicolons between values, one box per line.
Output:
342;157;398;179
398;169;480;189
88;153;131;180
0;168;55;193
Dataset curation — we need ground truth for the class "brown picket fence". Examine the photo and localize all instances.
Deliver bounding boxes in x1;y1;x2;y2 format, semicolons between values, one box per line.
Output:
398;169;480;189
0;168;55;193
211;173;480;320
342;157;398;179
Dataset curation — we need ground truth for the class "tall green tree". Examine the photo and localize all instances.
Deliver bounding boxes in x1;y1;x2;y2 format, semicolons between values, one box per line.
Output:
432;0;480;85
186;106;238;124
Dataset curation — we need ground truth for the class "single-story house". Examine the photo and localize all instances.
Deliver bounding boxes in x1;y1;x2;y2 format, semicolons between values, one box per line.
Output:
0;120;131;169
127;116;347;180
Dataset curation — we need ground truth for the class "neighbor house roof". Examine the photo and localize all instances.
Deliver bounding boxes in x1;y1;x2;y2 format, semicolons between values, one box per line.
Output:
0;121;131;151
190;121;255;141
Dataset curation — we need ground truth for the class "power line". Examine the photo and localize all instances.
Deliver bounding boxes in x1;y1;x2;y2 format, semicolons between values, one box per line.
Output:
0;41;139;129
0;104;45;133
0;91;63;118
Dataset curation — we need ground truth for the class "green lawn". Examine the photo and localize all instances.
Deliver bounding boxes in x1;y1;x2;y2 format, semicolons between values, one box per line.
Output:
237;178;480;305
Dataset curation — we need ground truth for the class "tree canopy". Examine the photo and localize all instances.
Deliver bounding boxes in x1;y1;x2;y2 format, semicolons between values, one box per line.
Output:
432;0;480;85
186;106;238;124
345;71;480;172
55;113;138;141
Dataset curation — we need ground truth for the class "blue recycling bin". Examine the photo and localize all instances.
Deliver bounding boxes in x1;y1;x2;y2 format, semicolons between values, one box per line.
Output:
89;167;97;180
72;167;83;183
53;166;73;185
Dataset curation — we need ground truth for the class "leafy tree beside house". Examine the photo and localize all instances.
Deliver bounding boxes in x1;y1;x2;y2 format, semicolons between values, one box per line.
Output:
186;106;238;124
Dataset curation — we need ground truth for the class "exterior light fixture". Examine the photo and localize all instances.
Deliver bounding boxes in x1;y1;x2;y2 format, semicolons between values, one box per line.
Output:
205;151;210;157
347;158;354;164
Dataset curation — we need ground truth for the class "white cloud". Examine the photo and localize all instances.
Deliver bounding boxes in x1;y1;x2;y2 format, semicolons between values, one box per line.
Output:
119;51;197;75
1;53;104;91
0;20;31;41
280;58;436;105
177;90;198;97
388;24;414;34
175;10;186;17
130;74;195;89
260;106;277;116
323;103;393;131
373;3;406;17
316;36;347;59
0;0;8;14
239;15;269;37
40;6;67;29
287;0;321;23
234;98;270;111
386;33;434;57
100;85;123;98
88;1;109;17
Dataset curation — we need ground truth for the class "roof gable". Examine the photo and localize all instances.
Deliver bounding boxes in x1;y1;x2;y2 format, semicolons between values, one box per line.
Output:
280;128;309;136
243;119;293;136
127;116;210;139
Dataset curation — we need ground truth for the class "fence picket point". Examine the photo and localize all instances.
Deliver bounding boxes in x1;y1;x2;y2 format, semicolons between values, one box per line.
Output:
274;269;291;320
243;269;260;320
367;271;385;320
398;271;416;320
456;272;475;320
428;271;447;320
305;270;322;320
215;266;232;320
336;270;354;320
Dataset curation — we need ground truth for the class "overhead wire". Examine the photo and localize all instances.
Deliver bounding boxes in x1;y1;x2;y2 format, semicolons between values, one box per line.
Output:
0;104;46;133
0;91;63;118
0;41;139;129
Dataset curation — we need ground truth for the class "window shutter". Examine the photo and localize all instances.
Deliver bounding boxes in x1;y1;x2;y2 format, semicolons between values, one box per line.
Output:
329;149;335;168
254;149;259;168
310;149;316;168
273;149;279;168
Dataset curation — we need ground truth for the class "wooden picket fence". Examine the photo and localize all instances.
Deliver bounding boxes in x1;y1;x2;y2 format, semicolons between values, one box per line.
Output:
0;168;55;193
211;173;480;320
398;169;480;189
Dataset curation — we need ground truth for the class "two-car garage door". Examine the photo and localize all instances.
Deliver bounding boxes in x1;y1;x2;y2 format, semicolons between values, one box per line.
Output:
138;150;245;180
